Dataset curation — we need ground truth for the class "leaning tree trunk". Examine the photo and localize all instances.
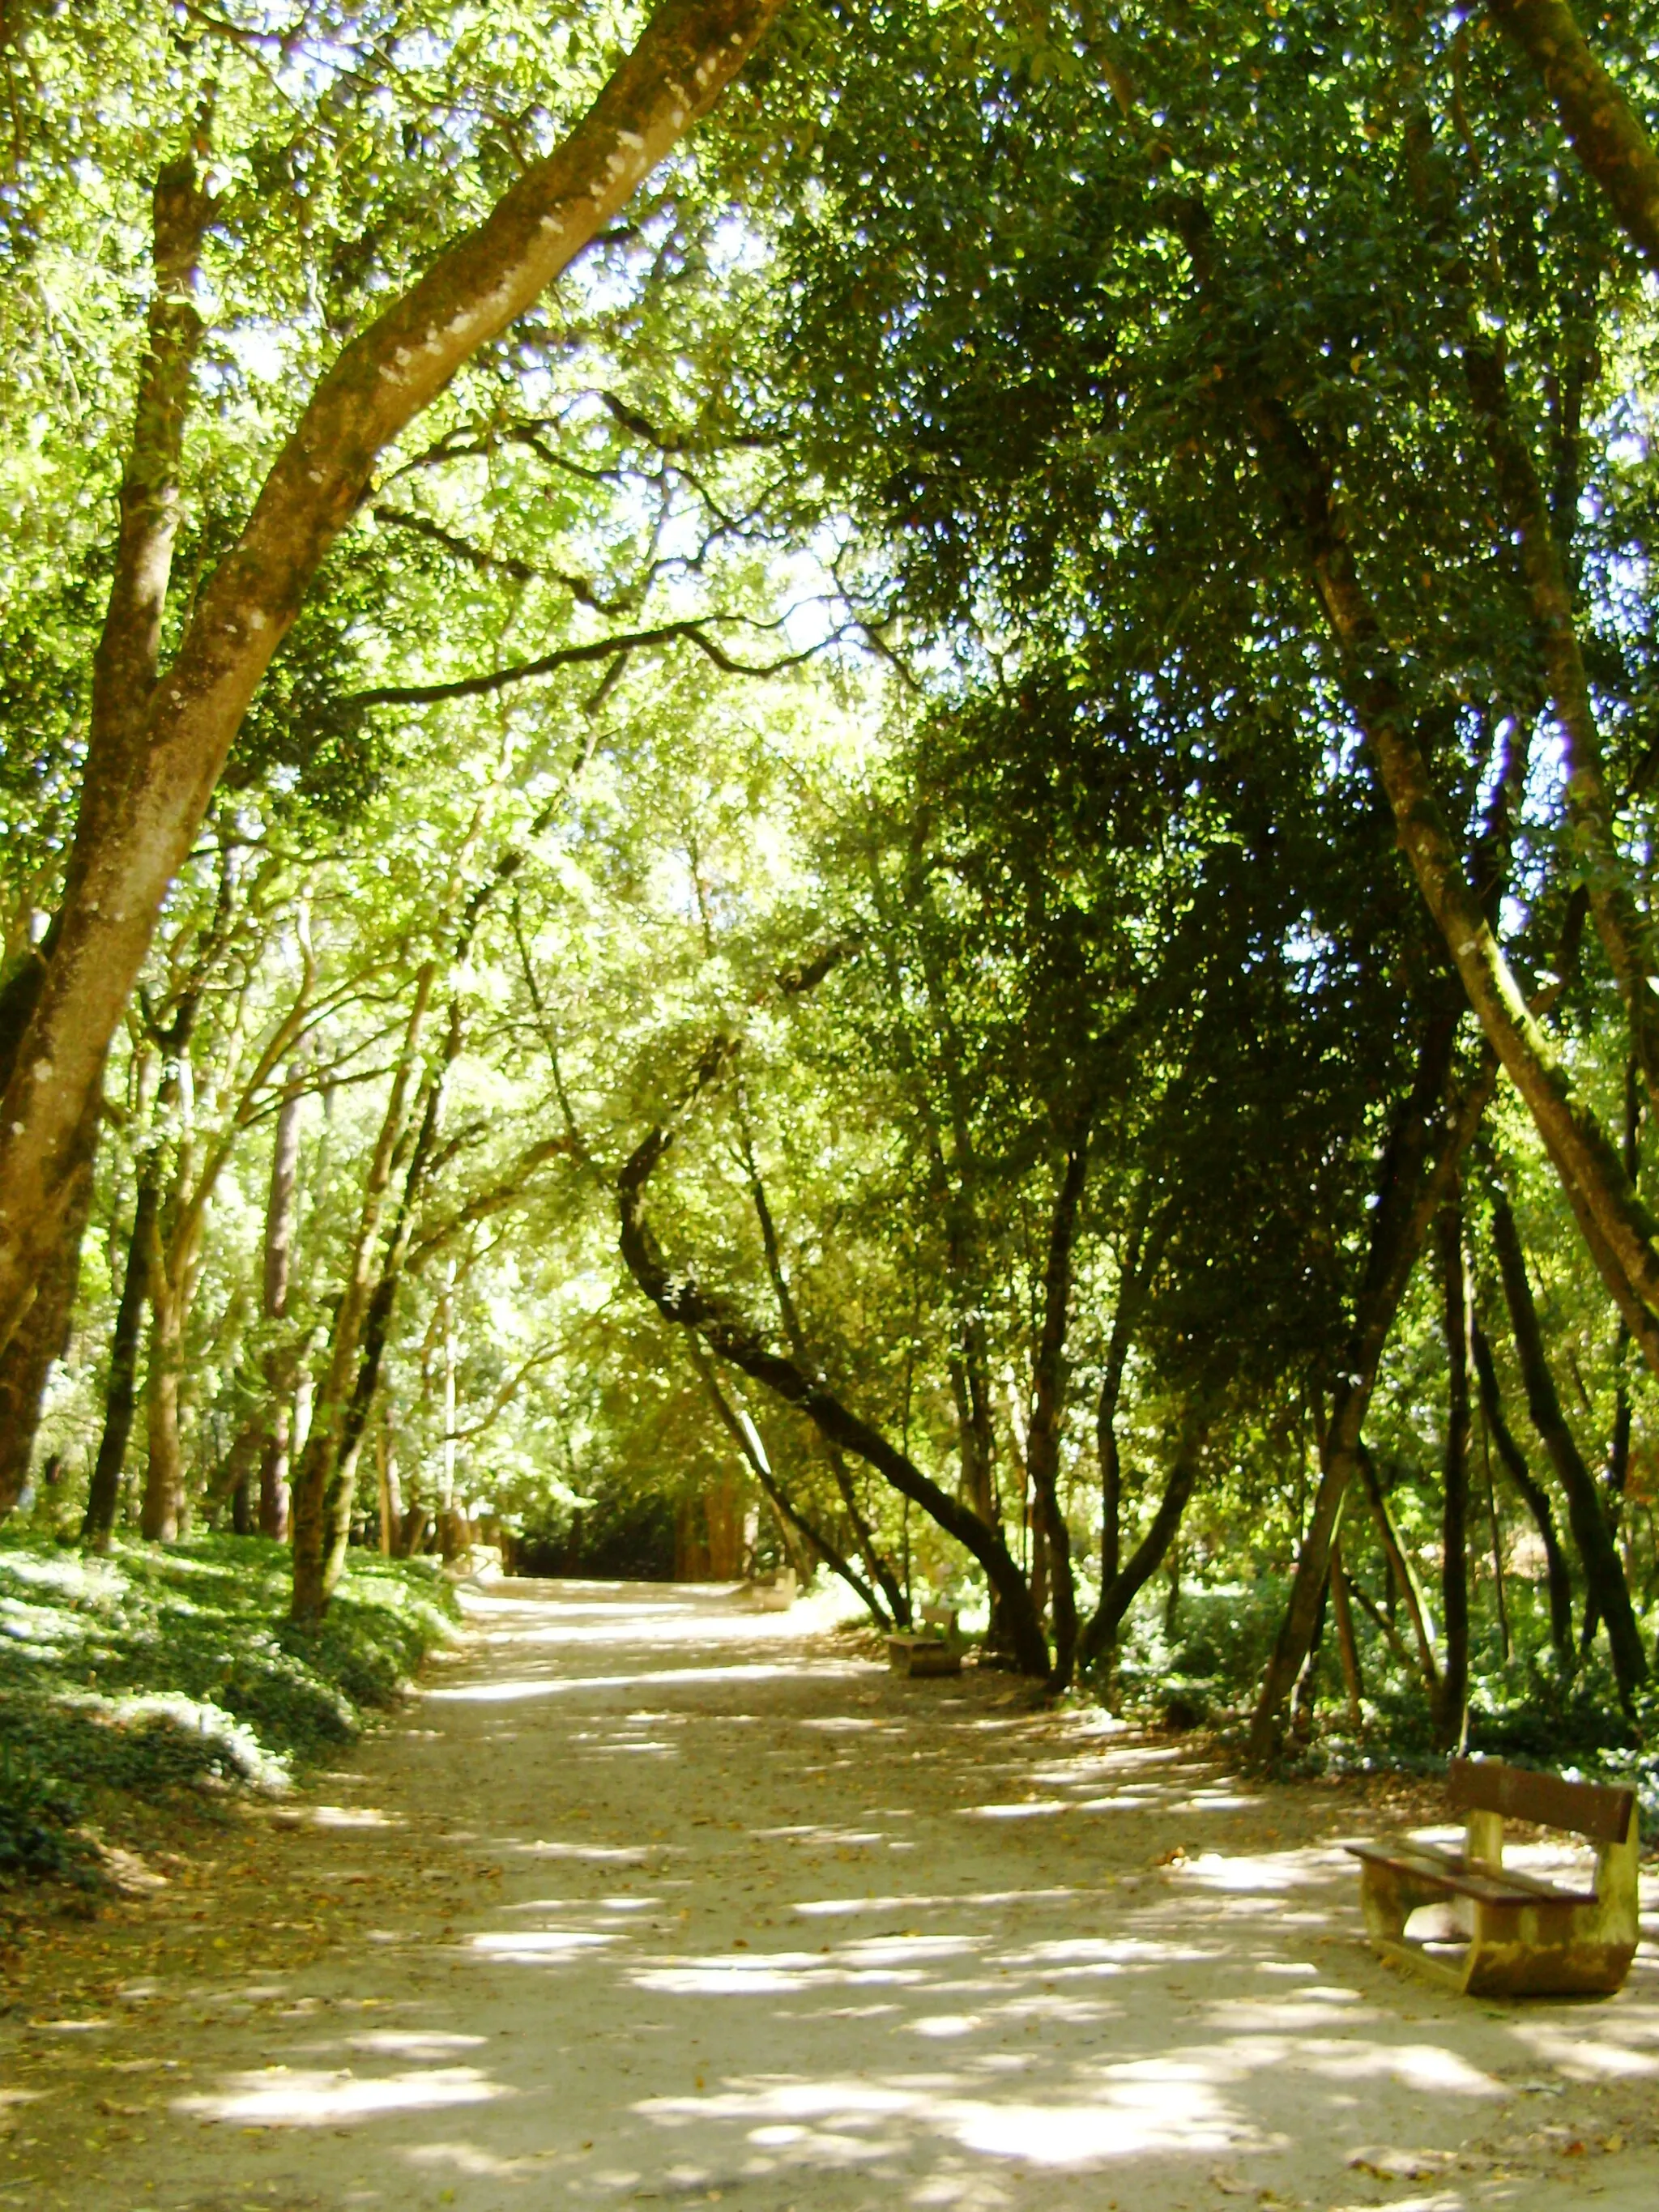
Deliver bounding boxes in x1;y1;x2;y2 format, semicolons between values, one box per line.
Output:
1329;1538;1366;1732
686;1332;889;1626
1357;1446;1441;1694
0;157;211;1436
0;0;790;1367
1463;343;1659;1116
741;1140;909;1625
1486;0;1659;275
313;1157;430;1603
1290;1572;1330;1745
1159;174;1659;1380
617;1039;1053;1677
1590;1059;1644;1647
1489;1181;1648;1701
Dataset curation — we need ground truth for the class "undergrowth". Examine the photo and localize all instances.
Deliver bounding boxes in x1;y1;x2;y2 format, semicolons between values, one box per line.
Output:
0;1534;457;1885
1098;1575;1659;1830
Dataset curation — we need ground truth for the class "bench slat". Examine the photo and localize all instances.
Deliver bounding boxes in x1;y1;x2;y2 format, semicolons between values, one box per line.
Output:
1447;1758;1634;1844
1345;1841;1595;1909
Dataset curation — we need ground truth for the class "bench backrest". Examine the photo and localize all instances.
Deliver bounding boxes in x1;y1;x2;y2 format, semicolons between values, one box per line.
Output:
1448;1758;1635;1844
921;1601;959;1633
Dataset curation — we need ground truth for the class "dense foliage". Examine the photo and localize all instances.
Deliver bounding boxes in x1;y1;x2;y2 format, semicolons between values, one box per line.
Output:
0;1536;456;1877
4;0;1659;1809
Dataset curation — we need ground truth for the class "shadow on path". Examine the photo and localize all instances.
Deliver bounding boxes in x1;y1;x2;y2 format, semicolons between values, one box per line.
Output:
3;1578;1657;2212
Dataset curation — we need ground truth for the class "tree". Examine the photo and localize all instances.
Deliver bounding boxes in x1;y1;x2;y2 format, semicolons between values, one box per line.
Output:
0;0;787;1363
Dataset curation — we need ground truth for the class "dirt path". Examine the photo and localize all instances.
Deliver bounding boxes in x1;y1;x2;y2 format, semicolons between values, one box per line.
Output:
3;1578;1657;2212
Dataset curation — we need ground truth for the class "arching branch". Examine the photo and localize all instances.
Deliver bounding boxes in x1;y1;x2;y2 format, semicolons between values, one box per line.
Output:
342;618;854;713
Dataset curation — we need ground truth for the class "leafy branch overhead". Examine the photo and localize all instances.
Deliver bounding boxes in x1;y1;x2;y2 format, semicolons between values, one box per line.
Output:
2;0;1659;1789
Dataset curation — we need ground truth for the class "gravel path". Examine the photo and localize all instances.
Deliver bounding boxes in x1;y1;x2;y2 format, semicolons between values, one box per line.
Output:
3;1576;1657;2211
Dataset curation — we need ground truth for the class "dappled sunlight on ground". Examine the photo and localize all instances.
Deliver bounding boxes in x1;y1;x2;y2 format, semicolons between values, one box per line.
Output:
6;1577;1659;2210
180;2063;504;2125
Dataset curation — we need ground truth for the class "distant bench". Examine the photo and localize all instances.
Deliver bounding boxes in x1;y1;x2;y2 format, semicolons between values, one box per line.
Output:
1346;1757;1639;1998
740;1568;797;1612
886;1602;963;1678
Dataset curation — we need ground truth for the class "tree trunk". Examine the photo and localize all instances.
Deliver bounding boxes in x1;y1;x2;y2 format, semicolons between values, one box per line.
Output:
1470;1317;1575;1661
1079;1401;1207;1668
0;1256;66;1518
1166;186;1659;1383
136;983;214;1545
258;1396;293;1541
1245;1011;1488;1760
1357;1445;1442;1693
141;1251;185;1543
948;1335;1000;1527
1463;342;1659;1113
290;971;435;1618
0;0;788;1365
1482;1415;1511;1664
0;1090;96;1518
742;1137;908;1622
224;1059;307;1537
300;824;537;1615
1097;1178;1159;1593
687;1332;889;1625
617;1041;1053;1677
1329;1539;1366;1732
224;1421;257;1534
1276;413;1659;1370
82;1175;157;1549
1435;1198;1472;1750
309;1025;462;1610
377;1408;402;1558
0;156;211;1402
1290;1572;1329;1745
1593;1057;1644;1643
1486;0;1659;274
1345;1566;1422;1679
1025;1127;1091;1689
1489;1181;1648;1699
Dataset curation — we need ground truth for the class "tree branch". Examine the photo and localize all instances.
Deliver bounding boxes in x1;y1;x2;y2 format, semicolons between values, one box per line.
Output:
342;617;853;712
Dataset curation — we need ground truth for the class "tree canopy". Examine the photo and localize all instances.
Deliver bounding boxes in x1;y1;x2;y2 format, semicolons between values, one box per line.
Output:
5;0;1659;1772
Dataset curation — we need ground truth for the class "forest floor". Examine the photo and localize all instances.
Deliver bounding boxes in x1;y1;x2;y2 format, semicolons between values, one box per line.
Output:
2;1577;1657;2212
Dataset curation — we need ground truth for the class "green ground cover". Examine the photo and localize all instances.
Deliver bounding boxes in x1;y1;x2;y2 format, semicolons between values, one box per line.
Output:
0;1536;457;1883
1109;1579;1659;1830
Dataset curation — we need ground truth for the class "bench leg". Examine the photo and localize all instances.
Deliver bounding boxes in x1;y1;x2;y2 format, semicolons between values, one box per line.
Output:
1358;1861;1473;1994
1462;1847;1639;1998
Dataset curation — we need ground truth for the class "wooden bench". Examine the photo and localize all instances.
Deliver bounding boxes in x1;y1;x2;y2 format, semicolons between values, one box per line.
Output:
887;1602;963;1678
1346;1758;1640;1997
